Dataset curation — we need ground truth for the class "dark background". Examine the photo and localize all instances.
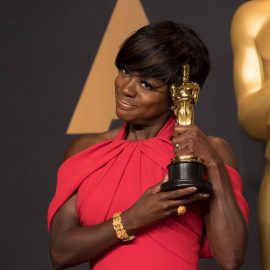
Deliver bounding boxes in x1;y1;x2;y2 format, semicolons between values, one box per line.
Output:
0;0;264;269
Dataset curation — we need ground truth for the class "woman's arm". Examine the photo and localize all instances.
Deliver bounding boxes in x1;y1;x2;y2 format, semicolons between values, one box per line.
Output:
49;134;210;269
203;137;248;270
173;126;248;270
49;193;120;269
50;135;122;269
49;183;209;269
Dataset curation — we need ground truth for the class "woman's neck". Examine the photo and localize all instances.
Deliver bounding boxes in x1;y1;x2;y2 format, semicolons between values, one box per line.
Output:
126;114;172;141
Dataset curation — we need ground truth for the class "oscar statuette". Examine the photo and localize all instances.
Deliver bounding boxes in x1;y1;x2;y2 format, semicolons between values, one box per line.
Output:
161;64;212;193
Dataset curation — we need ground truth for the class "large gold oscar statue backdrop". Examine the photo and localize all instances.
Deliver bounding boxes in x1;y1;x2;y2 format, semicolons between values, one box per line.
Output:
67;0;149;134
231;1;270;269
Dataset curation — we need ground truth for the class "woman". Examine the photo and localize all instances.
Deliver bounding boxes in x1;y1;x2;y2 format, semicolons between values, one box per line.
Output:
48;21;248;270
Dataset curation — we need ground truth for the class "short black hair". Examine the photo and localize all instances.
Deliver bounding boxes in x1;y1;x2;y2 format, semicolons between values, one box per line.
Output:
115;21;210;87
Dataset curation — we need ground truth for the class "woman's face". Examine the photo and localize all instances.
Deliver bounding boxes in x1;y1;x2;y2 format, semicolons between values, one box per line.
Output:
115;68;172;126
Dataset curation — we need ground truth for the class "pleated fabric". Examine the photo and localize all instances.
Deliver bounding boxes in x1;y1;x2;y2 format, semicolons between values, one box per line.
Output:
48;116;249;270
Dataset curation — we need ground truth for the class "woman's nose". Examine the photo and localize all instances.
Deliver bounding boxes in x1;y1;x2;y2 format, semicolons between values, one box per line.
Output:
121;77;137;97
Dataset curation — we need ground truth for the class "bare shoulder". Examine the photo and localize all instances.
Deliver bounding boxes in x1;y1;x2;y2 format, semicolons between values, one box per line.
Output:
208;136;238;170
64;128;120;160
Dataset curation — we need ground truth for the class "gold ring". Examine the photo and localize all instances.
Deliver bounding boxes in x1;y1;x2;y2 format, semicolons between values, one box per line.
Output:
177;205;187;216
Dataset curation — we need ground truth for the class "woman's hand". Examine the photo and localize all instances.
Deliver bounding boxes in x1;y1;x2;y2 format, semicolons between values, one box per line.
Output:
172;125;222;170
122;176;209;234
170;126;248;269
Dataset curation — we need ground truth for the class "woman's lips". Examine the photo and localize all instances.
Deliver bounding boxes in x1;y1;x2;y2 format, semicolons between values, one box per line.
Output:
117;98;136;110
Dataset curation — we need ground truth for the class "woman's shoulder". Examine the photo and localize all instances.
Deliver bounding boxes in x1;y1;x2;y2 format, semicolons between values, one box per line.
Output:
64;128;121;160
207;136;237;170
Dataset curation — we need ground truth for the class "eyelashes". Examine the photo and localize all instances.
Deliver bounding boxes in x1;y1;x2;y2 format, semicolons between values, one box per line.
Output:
118;68;158;91
140;81;154;90
119;67;130;76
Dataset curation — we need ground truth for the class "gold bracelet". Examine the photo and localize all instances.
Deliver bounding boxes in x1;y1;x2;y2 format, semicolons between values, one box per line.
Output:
112;212;135;242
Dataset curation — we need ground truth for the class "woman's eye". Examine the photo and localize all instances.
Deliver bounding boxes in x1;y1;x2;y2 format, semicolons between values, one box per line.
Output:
141;81;153;90
119;68;130;76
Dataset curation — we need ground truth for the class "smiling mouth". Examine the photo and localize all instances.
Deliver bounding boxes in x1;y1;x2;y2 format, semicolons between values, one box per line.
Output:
117;97;136;110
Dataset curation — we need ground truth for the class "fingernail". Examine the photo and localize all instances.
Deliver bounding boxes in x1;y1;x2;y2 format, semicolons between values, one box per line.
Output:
201;194;210;198
190;187;197;192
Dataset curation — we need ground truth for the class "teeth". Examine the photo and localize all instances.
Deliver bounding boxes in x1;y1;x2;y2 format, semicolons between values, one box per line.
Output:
120;102;132;108
119;98;133;106
121;100;132;106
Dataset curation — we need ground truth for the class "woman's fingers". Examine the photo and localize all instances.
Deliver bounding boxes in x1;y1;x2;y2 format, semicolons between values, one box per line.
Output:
174;125;200;135
172;125;216;168
172;136;200;157
178;193;210;205
129;183;210;229
159;186;197;200
165;193;210;215
151;184;161;194
150;174;169;194
165;192;210;207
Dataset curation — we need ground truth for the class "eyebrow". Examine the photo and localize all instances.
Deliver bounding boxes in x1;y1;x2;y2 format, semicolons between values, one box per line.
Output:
119;67;167;89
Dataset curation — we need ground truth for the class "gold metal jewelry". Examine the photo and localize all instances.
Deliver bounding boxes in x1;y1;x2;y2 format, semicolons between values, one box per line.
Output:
112;212;135;242
178;155;204;164
177;205;187;216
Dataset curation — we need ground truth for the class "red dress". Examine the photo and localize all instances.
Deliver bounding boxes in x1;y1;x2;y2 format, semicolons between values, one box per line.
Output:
48;116;249;270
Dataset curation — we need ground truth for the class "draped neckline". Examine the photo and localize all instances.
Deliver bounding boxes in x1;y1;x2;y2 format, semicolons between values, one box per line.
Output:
114;115;175;143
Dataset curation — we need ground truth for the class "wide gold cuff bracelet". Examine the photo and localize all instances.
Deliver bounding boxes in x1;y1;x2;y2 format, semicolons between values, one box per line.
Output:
112;212;135;242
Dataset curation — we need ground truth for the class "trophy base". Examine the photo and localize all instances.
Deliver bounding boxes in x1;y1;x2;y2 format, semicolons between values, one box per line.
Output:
161;161;212;194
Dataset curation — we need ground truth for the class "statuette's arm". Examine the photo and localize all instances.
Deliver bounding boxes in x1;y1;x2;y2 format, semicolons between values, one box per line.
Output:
231;5;270;140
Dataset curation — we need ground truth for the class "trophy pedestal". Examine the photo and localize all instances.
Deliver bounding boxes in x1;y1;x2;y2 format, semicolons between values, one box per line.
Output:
161;161;212;193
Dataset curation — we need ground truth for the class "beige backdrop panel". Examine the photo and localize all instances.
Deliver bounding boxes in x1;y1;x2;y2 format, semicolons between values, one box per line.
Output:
67;0;149;134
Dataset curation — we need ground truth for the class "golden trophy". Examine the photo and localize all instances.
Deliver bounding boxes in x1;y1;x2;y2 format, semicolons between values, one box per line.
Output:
231;2;270;268
161;64;212;193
